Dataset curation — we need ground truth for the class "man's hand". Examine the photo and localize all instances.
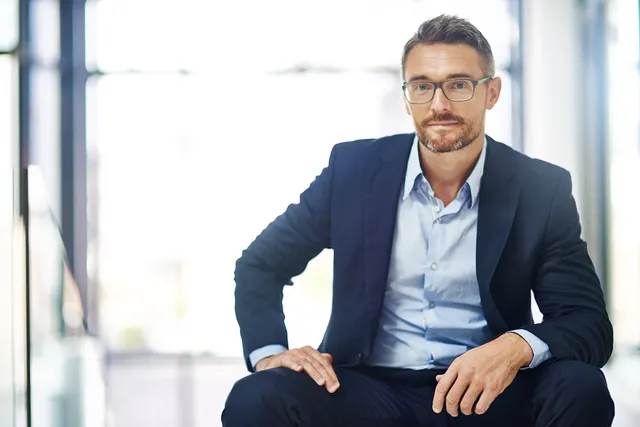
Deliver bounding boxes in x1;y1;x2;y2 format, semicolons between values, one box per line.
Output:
255;346;340;393
432;332;533;417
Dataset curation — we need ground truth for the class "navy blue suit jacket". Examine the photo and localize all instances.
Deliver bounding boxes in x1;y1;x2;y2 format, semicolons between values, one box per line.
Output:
234;133;613;372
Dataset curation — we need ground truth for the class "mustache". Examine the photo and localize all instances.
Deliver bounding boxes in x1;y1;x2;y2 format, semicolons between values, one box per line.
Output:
421;113;465;127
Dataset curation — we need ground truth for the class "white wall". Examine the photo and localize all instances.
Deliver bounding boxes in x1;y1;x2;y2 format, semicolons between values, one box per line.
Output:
606;0;640;347
522;0;584;207
522;0;605;271
522;0;608;268
521;0;606;324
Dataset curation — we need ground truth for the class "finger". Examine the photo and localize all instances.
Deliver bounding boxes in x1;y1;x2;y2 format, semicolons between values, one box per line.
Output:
320;355;341;393
301;348;339;386
433;370;458;414
292;349;334;390
302;348;340;392
303;355;333;388
317;352;340;391
445;376;471;417
475;389;499;415
297;356;329;387
436;375;442;382
459;383;483;416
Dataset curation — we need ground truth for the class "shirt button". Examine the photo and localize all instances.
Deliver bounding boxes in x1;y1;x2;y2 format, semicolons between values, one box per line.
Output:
429;301;436;309
430;263;438;270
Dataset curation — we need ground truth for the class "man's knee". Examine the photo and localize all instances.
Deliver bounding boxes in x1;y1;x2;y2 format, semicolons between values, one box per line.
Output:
560;361;612;404
222;369;284;426
542;360;614;420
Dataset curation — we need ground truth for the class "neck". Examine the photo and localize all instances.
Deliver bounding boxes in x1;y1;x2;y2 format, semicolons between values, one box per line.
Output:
419;135;485;205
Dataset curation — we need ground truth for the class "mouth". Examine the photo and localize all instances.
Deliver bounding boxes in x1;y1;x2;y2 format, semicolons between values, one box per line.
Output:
427;121;459;127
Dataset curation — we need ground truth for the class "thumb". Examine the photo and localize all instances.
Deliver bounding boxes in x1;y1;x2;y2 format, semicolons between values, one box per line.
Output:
436;375;442;381
321;353;333;363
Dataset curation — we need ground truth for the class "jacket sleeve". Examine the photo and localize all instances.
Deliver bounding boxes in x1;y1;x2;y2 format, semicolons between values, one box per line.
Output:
234;146;336;371
521;171;614;367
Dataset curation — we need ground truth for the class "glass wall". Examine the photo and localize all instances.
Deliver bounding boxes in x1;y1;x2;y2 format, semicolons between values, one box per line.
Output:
0;0;25;425
607;0;640;350
27;166;103;427
0;50;17;223
0;55;21;427
9;2;107;426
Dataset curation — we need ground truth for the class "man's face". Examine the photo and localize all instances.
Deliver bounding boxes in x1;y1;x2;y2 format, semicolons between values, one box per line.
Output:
403;43;501;153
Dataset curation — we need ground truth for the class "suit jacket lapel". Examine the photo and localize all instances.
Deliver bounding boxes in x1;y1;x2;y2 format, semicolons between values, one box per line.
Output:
364;134;414;302
477;137;519;334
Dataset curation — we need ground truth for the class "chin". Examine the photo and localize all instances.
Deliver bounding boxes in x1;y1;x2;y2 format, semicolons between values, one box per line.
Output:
426;134;461;152
429;142;458;153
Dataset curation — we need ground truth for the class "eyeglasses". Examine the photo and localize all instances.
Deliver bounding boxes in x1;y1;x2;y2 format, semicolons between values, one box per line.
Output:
402;76;493;104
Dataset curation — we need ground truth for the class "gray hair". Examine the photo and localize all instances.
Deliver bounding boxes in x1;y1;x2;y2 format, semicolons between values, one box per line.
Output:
402;15;495;78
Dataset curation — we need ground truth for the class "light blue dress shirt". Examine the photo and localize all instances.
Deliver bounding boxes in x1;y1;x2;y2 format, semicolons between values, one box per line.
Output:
249;136;552;370
365;136;551;369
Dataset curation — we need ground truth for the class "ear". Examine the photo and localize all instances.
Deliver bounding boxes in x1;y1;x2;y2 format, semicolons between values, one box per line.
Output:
485;76;502;110
404;100;412;116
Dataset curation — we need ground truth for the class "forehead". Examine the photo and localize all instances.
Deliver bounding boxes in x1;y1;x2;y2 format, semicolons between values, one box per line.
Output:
404;43;484;81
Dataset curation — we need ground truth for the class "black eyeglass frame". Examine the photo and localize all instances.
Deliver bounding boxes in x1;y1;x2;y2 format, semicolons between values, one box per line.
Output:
402;76;493;103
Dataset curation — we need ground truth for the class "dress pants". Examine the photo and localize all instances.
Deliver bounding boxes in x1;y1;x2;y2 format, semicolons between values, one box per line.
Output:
221;360;614;427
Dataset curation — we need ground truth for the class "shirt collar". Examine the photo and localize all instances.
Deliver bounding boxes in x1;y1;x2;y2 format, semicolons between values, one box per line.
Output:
402;134;488;207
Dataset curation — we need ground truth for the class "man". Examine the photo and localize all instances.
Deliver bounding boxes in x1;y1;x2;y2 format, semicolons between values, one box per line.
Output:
222;15;615;427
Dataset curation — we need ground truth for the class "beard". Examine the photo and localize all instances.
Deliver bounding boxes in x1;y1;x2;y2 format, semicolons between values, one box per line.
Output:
416;112;482;153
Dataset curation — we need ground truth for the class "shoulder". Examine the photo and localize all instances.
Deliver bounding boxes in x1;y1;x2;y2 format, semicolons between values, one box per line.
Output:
328;133;414;174
488;137;571;189
331;133;414;158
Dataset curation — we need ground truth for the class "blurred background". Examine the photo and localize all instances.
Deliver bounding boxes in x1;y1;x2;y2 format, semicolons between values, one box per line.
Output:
1;0;639;426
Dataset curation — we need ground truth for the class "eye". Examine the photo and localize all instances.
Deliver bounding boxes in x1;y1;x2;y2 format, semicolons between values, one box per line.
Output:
448;80;470;90
413;83;434;92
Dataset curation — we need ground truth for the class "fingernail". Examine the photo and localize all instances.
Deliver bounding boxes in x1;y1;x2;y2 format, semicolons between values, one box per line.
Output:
317;379;325;386
433;407;440;413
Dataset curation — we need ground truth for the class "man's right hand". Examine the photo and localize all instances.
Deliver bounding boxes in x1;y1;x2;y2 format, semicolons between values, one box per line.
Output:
255;345;340;393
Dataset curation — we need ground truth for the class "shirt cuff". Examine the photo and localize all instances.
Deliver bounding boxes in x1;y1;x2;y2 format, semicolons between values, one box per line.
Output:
249;344;288;370
509;329;553;369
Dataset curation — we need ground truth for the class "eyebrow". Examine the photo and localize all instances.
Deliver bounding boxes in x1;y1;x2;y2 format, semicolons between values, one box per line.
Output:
407;72;475;82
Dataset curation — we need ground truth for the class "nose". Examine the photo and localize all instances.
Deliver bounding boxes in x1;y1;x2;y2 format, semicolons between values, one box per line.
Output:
430;87;451;113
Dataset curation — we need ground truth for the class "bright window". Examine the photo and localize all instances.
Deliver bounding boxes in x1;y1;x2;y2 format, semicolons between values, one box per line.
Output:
0;0;18;51
87;0;518;356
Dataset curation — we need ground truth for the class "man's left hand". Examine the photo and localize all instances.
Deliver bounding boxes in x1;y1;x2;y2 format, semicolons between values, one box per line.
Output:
432;332;534;417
